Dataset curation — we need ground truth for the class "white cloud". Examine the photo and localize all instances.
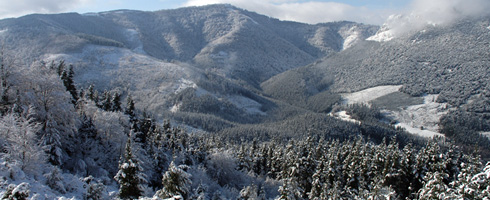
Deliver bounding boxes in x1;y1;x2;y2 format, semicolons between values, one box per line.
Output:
409;0;490;25
0;0;91;19
183;0;392;25
369;0;490;41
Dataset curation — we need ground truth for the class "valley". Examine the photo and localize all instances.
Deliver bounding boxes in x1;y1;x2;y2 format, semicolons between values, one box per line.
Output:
0;3;489;199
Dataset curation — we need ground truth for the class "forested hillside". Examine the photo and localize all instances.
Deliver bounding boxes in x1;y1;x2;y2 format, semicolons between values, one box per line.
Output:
0;4;489;199
263;16;490;158
0;59;488;199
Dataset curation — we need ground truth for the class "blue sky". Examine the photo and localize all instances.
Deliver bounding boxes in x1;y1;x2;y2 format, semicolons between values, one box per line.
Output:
1;0;487;25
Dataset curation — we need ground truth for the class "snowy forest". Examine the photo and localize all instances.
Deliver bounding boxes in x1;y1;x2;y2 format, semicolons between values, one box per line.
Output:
0;51;489;199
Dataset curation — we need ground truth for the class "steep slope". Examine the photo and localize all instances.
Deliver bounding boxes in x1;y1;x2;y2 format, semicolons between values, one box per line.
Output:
0;4;377;126
263;16;490;144
0;4;377;86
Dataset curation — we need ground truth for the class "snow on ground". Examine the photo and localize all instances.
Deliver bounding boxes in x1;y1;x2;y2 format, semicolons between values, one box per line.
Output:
329;111;360;124
339;85;447;138
340;26;363;50
482;132;490;139
44;45;199;119
227;95;266;115
386;94;447;138
395;122;444;138
341;85;402;105
125;28;146;54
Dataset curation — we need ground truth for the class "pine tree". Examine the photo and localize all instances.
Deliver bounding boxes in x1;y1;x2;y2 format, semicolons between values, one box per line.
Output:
309;160;325;199
111;92;122;112
125;94;137;127
156;161;192;199
418;171;449;199
73;114;98;176
100;91;112;111
276;178;303;200
468;161;490;199
0;47;11;106
114;137;145;199
85;85;97;102
448;153;481;199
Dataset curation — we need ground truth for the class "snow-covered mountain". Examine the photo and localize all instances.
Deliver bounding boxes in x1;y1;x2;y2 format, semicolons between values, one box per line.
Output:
263;15;490;145
0;4;377;122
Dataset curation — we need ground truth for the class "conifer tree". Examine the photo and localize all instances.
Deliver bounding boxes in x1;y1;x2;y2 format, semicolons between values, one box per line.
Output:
114;137;146;199
157;161;192;199
418;171;449;199
0;47;11;106
85;85;96;102
111;92;122;112
125;94;137;127
100;91;112;111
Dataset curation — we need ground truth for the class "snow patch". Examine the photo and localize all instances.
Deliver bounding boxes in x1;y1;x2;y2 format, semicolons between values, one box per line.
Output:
395;122;444;138
227;95;266;115
175;78;198;94
482;132;490;140
125;29;145;54
329;111;360;124
341;85;402;105
340;26;362;50
0;29;7;35
387;94;448;138
487;25;490;30
340;86;447;138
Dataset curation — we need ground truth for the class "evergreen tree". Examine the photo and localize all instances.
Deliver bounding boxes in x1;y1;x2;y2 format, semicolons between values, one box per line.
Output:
418;171;449;199
276;178;303;200
0;47;11;106
156;161;192;199
114;137;146;199
111;92;122;112
125;94;137;129
72;114;98;176
85;85;97;102
100;91;112;111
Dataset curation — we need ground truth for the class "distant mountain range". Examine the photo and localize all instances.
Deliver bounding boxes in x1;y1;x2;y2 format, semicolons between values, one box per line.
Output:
0;4;489;143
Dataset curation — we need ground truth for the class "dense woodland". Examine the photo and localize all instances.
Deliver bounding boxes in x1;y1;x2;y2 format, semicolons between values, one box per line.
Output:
0;51;489;199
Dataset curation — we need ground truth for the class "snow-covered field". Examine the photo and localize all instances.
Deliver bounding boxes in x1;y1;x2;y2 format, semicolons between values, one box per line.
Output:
388;94;447;138
329;111;360;124
338;85;447;138
341;85;402;105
